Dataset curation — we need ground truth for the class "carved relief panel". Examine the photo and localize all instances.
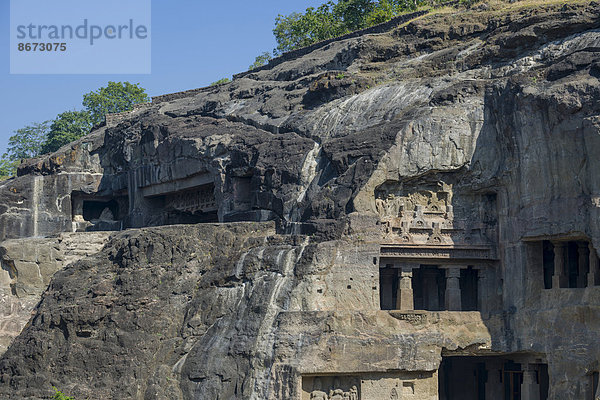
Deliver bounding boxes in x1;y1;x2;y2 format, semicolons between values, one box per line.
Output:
302;376;359;400
375;175;497;248
302;372;432;400
165;184;217;214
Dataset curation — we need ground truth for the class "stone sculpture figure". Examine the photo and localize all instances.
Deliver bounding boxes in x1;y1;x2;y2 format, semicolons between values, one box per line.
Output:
330;378;344;400
349;385;358;400
376;197;386;216
98;207;115;221
330;389;344;400
311;378;329;400
390;388;399;400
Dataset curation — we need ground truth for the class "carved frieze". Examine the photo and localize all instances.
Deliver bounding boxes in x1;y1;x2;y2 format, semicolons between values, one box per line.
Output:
380;244;496;261
375;177;497;250
165;185;217;213
302;373;427;400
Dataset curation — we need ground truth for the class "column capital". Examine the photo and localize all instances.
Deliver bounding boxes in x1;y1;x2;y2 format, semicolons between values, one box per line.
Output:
590;243;599;260
446;267;462;279
551;240;566;248
395;262;419;272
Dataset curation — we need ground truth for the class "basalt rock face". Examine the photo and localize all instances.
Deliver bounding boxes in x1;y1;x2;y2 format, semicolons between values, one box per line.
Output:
0;232;111;356
1;1;600;399
2;1;597;242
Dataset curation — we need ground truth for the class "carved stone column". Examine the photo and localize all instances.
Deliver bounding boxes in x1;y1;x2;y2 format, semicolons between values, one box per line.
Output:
379;268;395;310
589;243;599;287
477;269;487;317
396;264;414;310
552;242;567;289
578;242;590;288
521;365;540;400
485;360;503;400
445;267;462;311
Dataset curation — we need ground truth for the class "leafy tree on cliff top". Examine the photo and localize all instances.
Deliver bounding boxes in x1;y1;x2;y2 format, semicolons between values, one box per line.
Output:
0;82;150;179
0;121;50;180
41;110;93;154
0;157;19;181
82;81;150;126
272;0;430;54
40;81;150;153
249;52;273;70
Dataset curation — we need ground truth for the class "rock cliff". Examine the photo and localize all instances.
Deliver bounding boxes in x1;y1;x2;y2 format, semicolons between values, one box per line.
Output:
1;1;600;399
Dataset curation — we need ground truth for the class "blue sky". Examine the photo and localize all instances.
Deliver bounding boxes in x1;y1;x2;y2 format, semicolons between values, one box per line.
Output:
0;0;324;154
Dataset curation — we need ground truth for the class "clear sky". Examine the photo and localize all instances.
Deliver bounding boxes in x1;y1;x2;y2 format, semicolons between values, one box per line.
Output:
0;0;324;154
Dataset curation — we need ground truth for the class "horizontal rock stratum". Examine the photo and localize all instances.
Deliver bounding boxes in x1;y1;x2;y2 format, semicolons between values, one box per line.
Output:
1;1;600;399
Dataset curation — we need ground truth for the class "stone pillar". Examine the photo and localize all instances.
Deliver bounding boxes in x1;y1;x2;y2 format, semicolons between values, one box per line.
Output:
589;243;599;287
521;365;540;400
552;242;567;289
578;242;590;288
396;264;414;310
485;361;503;400
380;269;394;310
477;269;487;317
445;267;462;311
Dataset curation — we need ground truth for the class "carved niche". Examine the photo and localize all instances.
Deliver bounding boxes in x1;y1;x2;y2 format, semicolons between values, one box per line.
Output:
303;376;359;400
165;184;217;214
375;177;497;247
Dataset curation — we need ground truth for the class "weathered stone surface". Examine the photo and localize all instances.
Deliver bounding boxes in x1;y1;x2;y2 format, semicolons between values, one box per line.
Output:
0;232;111;356
0;1;599;399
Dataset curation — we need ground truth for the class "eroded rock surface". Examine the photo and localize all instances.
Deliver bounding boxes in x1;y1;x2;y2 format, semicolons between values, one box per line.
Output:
0;232;111;356
0;1;600;399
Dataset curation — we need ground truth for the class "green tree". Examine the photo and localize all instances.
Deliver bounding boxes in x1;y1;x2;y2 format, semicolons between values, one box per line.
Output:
210;77;231;86
0;121;49;180
53;387;74;400
82;81;150;126
41;111;93;154
0;156;19;181
272;0;430;54
334;0;377;31
273;2;344;54
249;52;273;70
6;122;49;160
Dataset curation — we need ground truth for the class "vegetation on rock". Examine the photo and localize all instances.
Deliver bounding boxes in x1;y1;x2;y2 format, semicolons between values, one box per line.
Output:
82;81;149;126
41;111;93;154
210;77;232;86
53;387;74;400
0;82;149;180
0;122;50;181
249;52;273;70
247;0;456;68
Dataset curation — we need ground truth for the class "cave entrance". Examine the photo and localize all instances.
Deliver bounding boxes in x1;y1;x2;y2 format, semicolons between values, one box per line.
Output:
439;355;548;400
533;239;599;289
72;192;128;231
82;200;118;222
413;266;446;311
379;263;480;311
